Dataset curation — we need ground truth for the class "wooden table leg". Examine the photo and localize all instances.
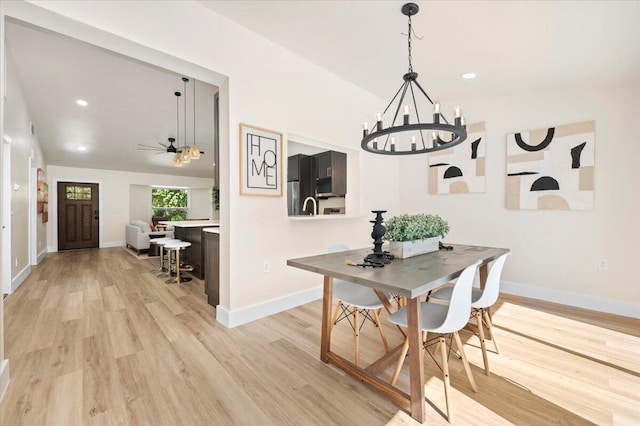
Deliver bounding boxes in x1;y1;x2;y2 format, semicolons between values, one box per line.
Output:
406;297;426;422
320;275;333;363
479;264;488;290
479;263;491;319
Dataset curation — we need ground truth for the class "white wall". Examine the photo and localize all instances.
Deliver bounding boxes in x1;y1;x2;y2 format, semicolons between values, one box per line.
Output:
399;83;640;315
188;187;212;219
129;184;150;222
46;165;214;250
4;44;46;284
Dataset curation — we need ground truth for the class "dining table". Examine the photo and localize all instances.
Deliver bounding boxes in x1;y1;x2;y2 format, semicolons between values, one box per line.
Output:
287;243;510;423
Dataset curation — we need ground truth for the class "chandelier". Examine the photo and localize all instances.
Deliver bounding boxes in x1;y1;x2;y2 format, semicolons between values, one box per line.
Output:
173;77;202;167
361;3;468;155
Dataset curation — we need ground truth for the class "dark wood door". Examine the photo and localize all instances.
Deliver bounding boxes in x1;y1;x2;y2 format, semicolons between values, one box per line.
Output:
57;182;99;250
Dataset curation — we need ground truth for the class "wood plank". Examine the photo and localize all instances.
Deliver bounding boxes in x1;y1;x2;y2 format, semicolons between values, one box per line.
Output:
406;297;426;422
320;275;333;362
2;247;639;426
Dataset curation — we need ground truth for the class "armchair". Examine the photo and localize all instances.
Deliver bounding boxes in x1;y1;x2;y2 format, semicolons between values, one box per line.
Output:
126;221;174;254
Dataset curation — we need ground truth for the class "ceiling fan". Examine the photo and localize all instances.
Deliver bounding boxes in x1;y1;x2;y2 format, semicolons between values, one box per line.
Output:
137;77;204;166
137;137;179;154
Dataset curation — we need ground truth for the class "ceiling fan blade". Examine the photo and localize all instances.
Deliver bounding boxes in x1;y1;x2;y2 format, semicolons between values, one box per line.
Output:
138;147;164;151
137;144;163;149
158;143;169;148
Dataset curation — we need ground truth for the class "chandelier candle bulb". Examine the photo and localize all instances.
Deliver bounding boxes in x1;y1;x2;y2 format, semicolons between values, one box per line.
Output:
373;138;378;150
363;121;369;137
431;132;438;148
376;112;383;130
391;137;396;152
454;106;462;118
411;136;416;151
434;102;441;113
403;105;410;125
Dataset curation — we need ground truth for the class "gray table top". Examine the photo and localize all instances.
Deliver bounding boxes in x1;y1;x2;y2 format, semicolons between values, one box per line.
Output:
287;244;509;299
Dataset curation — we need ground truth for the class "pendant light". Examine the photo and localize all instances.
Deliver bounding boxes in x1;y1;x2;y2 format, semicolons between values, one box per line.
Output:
173;90;183;167
179;77;191;164
189;79;201;159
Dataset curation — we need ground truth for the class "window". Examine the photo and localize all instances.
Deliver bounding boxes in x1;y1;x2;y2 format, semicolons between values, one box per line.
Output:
151;188;188;221
66;186;92;200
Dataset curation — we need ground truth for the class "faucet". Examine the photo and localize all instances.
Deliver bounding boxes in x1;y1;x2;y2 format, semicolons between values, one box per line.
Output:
302;196;317;216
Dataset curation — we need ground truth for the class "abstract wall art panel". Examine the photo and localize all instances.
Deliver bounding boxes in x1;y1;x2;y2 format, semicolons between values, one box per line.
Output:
428;122;486;194
506;121;595;210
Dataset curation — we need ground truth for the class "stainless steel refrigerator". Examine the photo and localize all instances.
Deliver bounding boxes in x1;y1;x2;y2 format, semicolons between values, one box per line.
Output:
287;181;300;215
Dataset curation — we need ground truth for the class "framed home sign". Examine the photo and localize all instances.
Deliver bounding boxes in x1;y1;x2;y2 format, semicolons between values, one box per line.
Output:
239;123;283;196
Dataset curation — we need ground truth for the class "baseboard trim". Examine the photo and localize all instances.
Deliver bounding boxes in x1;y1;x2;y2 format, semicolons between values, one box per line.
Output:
0;359;9;403
216;286;323;328
102;241;125;248
37;247;47;264
11;265;31;293
501;280;640;319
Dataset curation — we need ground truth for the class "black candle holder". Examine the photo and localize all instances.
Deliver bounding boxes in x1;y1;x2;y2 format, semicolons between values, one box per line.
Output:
364;210;394;266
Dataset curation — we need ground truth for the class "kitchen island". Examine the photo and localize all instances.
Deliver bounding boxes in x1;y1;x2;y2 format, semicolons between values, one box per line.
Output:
159;220;219;279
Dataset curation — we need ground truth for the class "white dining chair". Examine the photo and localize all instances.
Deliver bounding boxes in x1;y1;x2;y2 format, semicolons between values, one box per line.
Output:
388;260;481;423
328;244;390;366
429;253;509;376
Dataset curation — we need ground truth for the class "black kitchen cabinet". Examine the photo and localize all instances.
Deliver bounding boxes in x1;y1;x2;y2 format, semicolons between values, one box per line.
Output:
204;231;219;307
313;150;346;197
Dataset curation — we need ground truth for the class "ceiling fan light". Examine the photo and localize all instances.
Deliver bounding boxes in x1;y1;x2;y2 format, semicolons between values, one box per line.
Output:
189;145;201;160
173;153;183;167
180;149;191;163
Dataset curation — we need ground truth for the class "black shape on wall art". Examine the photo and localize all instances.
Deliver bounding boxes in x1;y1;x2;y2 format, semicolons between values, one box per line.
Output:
443;166;463;179
530;176;559;191
507;172;539;176
515;127;555;152
571;142;587;169
429;163;449;168
471;138;481;159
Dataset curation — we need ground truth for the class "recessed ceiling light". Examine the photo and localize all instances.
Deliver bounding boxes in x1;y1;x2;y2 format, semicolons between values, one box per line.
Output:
462;73;477;80
76;99;88;106
77;146;87;152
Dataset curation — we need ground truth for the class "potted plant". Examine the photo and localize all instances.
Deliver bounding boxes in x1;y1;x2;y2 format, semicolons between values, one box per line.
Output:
383;213;450;258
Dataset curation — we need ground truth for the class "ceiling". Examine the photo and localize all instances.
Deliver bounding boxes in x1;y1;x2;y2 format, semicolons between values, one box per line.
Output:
5;19;218;179
203;0;640;101
5;2;638;179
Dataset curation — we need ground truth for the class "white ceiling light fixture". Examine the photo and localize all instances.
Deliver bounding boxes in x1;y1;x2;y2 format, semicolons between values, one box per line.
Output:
462;72;477;79
361;3;468;155
77;146;87;151
76;99;88;106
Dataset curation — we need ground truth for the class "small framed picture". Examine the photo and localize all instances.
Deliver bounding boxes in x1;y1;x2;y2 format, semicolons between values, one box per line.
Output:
239;123;283;197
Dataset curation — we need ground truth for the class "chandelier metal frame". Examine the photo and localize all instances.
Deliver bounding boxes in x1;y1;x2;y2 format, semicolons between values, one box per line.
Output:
361;3;468;155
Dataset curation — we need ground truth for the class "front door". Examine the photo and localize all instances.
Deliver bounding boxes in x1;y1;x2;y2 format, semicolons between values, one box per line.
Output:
57;182;99;250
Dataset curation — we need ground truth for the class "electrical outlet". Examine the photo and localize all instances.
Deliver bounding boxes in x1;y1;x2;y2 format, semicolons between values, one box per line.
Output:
598;259;608;270
263;260;270;272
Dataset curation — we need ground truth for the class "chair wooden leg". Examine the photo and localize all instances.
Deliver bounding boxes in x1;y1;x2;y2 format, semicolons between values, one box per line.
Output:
330;302;342;334
439;336;453;423
453;331;477;392
372;309;390;352
475;309;490;376
484;308;500;354
390;337;409;386
353;307;360;367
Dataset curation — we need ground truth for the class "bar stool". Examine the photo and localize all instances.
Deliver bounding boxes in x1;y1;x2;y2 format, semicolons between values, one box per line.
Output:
164;241;193;284
151;238;180;275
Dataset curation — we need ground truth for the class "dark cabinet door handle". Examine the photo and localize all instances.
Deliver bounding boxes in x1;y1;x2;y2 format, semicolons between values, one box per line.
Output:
327;167;331;177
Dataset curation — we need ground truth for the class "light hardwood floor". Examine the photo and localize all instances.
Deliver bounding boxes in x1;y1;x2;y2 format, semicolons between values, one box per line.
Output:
1;248;639;425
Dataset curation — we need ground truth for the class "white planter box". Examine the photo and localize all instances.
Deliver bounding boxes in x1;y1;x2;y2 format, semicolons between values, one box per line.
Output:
389;237;440;259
